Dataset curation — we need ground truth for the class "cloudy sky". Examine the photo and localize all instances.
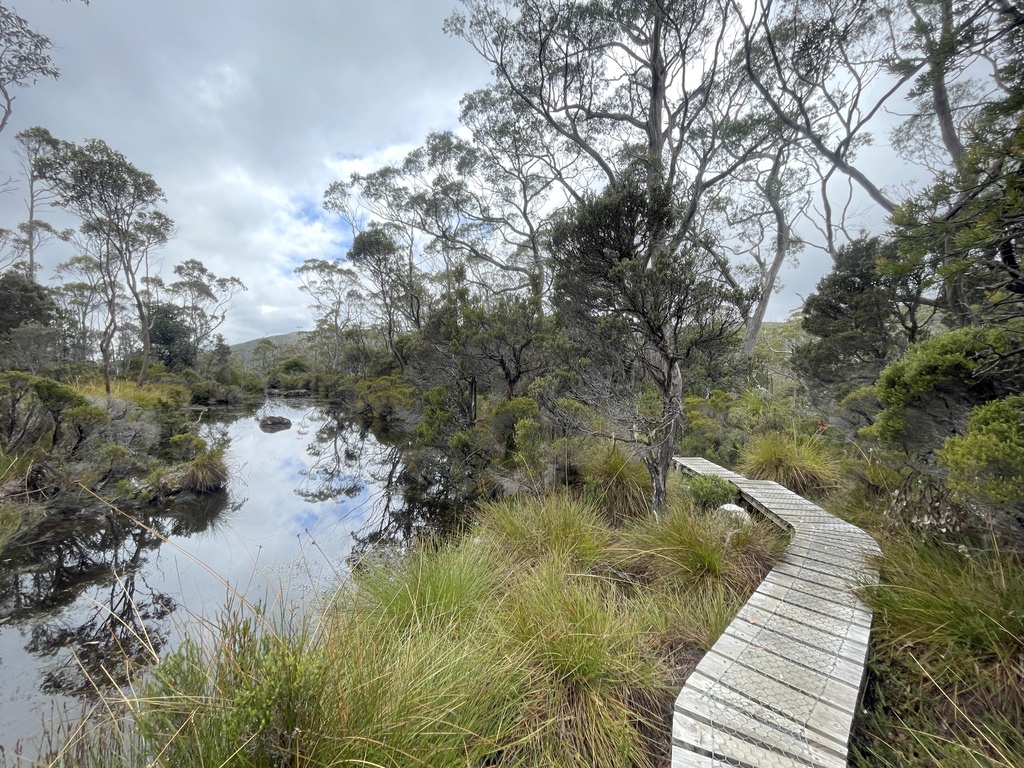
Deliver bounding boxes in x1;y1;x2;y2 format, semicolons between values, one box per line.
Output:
1;0;496;342
2;0;900;345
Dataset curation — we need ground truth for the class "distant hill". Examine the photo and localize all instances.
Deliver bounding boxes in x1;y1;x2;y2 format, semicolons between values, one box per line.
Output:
230;331;309;363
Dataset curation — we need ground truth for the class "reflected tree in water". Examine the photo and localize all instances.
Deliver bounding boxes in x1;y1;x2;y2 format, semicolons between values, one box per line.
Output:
0;491;234;695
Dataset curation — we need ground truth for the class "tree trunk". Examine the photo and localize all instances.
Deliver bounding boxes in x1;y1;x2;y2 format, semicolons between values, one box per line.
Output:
644;353;684;514
742;161;791;358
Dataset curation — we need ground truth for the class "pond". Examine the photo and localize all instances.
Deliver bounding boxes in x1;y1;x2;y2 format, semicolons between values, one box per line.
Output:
0;399;426;757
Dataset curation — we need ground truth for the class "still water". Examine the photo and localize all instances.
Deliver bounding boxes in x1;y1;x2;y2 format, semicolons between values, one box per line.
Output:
0;400;405;755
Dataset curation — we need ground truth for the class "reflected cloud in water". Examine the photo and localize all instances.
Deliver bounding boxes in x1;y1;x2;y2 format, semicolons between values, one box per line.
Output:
0;399;400;753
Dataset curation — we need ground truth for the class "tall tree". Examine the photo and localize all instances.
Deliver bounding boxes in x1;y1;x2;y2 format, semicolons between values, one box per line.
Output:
10;127;65;279
37;135;173;387
550;170;742;511
295;258;361;374
0;6;59;138
738;0;1021;322
165;259;246;356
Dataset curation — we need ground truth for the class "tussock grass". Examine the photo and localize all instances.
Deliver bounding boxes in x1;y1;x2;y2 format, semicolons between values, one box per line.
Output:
42;486;784;768
617;501;787;598
477;493;610;568
582;442;651;520
852;537;1024;767
181;446;228;493
736;431;843;497
72;379;189;409
497;557;669;768
354;538;509;634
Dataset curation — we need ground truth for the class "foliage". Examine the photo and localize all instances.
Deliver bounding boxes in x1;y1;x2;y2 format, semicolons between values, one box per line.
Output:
685;474;737;512
0;6;59;138
793;237;928;398
581;442;652;521
148;303;197;370
549;168;743;510
736;431;843;497
676;391;739;467
352;374;414;422
872;325;1017;452
0;269;56;338
939;395;1024;508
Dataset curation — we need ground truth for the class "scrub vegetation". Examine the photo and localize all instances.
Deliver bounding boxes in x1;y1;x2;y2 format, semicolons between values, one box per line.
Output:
2;0;1023;765
40;478;786;768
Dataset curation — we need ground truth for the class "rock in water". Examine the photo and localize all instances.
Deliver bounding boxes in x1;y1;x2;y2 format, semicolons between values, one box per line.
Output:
259;415;292;433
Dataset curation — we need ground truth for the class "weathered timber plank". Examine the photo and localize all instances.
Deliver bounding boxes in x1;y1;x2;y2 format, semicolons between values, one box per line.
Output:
671;458;879;767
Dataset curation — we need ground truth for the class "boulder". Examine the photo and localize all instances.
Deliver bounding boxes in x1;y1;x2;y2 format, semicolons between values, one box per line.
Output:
716;502;751;524
259;415;292;433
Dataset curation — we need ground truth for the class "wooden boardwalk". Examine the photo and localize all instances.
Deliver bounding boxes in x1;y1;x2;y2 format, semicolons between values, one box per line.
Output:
672;458;881;768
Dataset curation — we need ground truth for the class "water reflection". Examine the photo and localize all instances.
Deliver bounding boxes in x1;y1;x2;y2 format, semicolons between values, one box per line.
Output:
1;492;234;697
0;399;451;754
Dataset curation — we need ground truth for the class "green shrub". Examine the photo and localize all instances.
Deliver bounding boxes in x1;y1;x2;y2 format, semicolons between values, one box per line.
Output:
490;396;540;450
676;391;738;466
353;374;414;422
168;433;206;461
736;431;843;497
686;474;736;511
939;395;1024;508
873;326;1013;450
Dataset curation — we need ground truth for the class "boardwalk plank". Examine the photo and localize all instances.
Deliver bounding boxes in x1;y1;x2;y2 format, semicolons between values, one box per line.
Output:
671;458;878;768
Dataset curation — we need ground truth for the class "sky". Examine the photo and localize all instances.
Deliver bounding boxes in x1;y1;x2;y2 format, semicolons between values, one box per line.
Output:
1;0;898;345
0;0;495;343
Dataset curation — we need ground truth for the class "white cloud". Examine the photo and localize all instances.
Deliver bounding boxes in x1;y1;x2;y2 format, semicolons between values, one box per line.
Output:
0;0;492;343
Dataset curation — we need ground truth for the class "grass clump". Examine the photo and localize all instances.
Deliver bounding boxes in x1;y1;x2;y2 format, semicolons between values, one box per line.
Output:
181;445;228;493
50;484;782;768
581;442;651;520
736;431;843;497
353;539;508;634
618;501;787;598
497;557;669;768
477;492;610;568
853;538;1024;767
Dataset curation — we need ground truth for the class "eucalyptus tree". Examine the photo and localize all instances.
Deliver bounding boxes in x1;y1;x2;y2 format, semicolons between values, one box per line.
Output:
36;134;173;387
165;259;246;357
9;127;67;279
346;224;425;372
550;170;743;511
52;254;107;363
54;242;126;392
736;0;1022;323
446;0;765;222
295;257;362;373
0;6;59;139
